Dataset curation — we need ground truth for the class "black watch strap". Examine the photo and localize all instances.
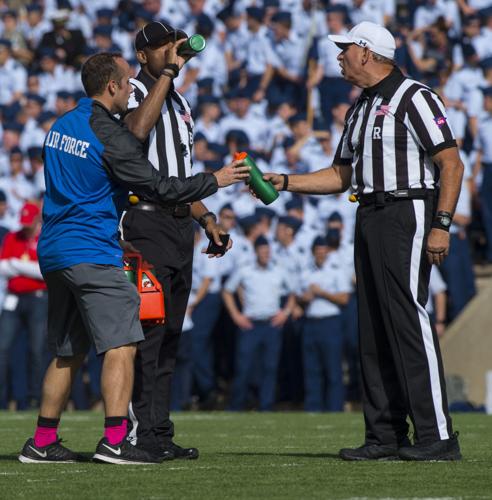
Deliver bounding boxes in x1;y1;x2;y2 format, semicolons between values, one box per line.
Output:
281;174;289;191
432;210;452;232
198;211;217;229
161;63;179;78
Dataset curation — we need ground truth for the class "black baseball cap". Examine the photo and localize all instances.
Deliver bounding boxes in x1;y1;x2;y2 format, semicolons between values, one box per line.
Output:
135;21;187;51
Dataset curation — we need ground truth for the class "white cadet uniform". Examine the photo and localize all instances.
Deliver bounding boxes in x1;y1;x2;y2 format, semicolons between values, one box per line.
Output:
224;261;290;320
245;26;278;77
317;32;347;78
271;31;307;79
0;58;27;105
349;0;386;26
272;240;306;293
192;236;223;296
20;18;51;48
187;39;228;95
194;118;222;144
218;110;270;151
298;136;328;173
224;24;250;67
300;252;353;319
0;175;36;226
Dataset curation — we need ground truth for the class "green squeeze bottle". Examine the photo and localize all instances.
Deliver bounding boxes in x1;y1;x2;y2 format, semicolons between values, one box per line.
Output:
234;151;279;205
177;34;206;57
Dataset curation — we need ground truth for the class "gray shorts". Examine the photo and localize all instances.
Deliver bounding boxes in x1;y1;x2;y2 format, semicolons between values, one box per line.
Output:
44;263;144;356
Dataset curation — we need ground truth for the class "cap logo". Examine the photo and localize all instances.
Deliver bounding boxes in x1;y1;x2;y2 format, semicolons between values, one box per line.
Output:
358;39;368;47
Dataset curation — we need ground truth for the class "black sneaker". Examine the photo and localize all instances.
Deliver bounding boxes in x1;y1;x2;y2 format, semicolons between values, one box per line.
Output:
398;432;462;461
161;441;199;460
18;438;80;463
339;437;410;461
93;437;162;465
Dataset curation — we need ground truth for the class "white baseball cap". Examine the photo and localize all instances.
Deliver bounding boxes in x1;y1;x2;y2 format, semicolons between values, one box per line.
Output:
329;21;396;60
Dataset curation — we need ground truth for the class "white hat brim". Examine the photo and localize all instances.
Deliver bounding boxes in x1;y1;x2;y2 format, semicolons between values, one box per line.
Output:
328;34;353;45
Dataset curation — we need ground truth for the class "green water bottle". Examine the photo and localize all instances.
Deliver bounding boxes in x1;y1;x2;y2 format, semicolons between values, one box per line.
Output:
177;34;206;57
234;152;279;205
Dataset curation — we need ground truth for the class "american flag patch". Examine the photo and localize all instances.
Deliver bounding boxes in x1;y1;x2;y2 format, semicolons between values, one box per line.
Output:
179;109;191;123
434;116;447;128
375;104;391;116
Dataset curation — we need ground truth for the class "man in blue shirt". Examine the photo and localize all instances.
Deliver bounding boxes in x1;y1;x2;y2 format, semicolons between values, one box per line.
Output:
18;52;249;465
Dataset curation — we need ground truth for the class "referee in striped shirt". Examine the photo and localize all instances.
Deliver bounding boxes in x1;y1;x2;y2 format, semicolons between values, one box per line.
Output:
121;22;248;460
265;22;464;461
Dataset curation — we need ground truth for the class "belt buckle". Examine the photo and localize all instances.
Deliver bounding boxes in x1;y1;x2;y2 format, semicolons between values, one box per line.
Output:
389;189;409;198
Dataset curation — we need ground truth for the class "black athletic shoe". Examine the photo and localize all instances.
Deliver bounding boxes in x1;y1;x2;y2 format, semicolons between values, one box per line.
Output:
398;432;462;461
93;437;162;465
161;441;199;460
339;437;411;461
18;438;80;463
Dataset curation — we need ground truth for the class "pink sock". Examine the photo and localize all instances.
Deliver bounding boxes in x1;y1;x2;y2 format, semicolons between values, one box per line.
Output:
34;426;58;448
104;419;127;445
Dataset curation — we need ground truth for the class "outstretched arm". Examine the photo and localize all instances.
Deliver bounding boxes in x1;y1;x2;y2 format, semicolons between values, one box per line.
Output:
263;163;352;195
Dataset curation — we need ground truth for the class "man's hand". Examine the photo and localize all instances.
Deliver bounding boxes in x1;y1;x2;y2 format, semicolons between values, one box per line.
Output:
248;173;284;199
202;221;233;258
426;228;450;265
291;303;305;321
435;321;446;338
213;159;251;187
271;309;289;327
262;173;284;191
119;239;141;255
309;284;324;297
234;313;253;330
300;289;315;303
165;38;189;70
252;88;265;102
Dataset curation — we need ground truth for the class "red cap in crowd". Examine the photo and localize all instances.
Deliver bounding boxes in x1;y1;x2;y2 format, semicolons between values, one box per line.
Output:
19;202;40;226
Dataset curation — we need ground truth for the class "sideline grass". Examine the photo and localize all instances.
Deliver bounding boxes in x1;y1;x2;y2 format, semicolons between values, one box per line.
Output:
0;411;490;499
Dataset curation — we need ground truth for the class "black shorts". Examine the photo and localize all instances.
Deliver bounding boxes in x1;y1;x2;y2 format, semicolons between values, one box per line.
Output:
44;263;144;356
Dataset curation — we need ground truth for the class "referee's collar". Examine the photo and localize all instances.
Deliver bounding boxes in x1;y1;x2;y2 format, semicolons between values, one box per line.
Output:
362;67;405;100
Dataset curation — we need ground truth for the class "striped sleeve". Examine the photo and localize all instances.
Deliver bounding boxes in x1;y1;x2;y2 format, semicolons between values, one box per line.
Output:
406;88;457;156
127;78;147;111
333;122;353;166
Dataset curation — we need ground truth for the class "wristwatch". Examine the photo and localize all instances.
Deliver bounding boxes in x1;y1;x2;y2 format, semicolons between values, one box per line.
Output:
432;211;452;231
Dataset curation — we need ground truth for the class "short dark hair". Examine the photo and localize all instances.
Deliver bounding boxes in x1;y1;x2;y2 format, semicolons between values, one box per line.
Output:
81;52;124;97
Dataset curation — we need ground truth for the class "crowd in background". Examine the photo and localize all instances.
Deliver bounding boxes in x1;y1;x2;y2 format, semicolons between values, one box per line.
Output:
0;0;490;412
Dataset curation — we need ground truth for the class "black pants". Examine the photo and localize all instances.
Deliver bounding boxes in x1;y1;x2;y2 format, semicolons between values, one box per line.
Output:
355;196;453;445
122;207;194;449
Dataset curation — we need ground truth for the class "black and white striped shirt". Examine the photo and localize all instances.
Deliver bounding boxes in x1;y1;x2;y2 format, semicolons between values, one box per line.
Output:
334;67;457;194
127;70;194;181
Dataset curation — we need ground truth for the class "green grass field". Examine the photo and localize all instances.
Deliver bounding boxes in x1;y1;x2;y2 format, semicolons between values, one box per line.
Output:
0;411;491;499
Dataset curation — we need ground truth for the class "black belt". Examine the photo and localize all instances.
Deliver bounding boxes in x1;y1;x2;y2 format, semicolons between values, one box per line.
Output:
128;200;191;217
357;189;435;207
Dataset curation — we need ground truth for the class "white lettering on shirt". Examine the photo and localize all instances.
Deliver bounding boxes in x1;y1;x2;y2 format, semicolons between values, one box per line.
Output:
44;132;90;159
